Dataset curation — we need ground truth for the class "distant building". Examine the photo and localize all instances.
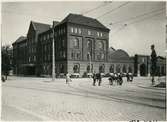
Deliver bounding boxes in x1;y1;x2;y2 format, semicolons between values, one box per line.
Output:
134;54;166;76
12;13;165;77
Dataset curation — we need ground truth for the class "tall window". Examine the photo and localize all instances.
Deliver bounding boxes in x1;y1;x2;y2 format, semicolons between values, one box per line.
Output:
123;65;127;73
73;38;79;48
87;40;92;50
128;66;132;73
88;30;91;35
73;64;80;73
97;32;100;37
99;64;105;73
116;65;121;73
71;27;74;33
87;64;93;73
78;28;81;34
60;64;64;73
75;28;78;33
109;64;114;73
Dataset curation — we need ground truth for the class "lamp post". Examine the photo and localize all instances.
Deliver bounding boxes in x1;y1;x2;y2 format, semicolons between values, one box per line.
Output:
88;52;92;77
52;21;55;81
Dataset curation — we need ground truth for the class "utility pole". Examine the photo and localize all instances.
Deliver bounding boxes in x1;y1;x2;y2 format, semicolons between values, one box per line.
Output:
89;52;92;77
52;21;55;81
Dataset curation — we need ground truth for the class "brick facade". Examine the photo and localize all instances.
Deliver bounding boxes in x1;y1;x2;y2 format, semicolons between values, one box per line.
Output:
12;14;166;77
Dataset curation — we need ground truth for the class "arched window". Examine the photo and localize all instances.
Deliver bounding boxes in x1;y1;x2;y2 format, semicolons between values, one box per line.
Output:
128;66;132;73
109;64;114;73
73;64;80;73
99;64;105;73
116;65;121;73
87;64;93;73
123;65;127;73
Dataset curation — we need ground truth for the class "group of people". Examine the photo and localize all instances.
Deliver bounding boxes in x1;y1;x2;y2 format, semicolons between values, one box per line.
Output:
108;73;133;86
92;73;102;86
92;72;133;86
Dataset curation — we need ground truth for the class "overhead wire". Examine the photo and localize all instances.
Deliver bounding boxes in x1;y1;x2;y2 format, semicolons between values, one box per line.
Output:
82;2;112;15
109;7;165;26
111;10;164;37
96;2;130;19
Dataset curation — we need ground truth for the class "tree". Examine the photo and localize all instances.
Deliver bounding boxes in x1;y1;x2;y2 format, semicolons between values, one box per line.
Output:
2;45;11;80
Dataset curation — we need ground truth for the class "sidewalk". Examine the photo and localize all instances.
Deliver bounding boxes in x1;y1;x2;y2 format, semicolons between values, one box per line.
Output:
133;76;166;90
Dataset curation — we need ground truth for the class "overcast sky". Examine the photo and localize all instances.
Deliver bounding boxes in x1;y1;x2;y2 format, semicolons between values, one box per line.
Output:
1;1;166;57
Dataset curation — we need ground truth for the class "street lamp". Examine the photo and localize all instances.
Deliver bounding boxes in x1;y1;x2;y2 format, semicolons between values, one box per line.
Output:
52;21;55;81
88;52;92;77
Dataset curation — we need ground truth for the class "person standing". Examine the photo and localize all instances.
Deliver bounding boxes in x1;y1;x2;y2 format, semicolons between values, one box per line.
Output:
92;71;96;86
98;73;102;86
150;44;157;85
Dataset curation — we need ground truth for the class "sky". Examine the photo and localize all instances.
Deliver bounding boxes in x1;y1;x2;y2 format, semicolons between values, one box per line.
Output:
1;1;166;57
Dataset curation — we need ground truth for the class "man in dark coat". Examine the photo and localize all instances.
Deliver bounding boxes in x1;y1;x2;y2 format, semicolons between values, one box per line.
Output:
150;44;157;85
92;72;96;86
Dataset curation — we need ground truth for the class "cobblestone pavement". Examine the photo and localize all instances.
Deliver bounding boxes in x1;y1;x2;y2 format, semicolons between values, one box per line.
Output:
1;76;166;121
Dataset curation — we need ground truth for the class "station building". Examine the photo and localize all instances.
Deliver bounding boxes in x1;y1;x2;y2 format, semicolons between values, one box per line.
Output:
12;13;166;77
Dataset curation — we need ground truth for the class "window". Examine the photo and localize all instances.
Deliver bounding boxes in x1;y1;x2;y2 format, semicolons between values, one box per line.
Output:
73;64;80;73
100;32;103;37
87;52;91;60
34;56;36;61
87;64;93;73
76;51;81;60
88;30;91;35
47;34;49;39
87;40;92;50
97;52;104;60
44;35;46;40
62;40;65;47
75;28;77;33
97;32;99;37
71;27;74;33
109;64;114;73
123;65;127;73
78;28;81;34
63;51;66;58
116;65;121;73
60;64;64;73
98;41;104;50
73;38;79;48
71;51;74;59
99;64;105;73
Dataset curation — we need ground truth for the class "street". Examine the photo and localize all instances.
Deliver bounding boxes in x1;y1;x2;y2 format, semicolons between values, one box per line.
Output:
1;76;166;121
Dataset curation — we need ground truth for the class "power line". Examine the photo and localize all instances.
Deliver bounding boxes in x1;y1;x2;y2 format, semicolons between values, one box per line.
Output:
109;7;165;26
96;2;130;19
82;2;112;15
127;11;164;26
111;11;163;37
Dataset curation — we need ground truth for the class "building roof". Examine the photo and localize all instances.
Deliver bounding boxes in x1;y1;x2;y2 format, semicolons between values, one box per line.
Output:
31;21;51;33
61;13;110;31
12;36;27;45
109;49;130;60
